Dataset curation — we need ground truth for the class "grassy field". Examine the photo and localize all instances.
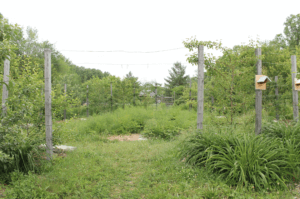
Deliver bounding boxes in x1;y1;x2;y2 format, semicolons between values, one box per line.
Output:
1;106;300;198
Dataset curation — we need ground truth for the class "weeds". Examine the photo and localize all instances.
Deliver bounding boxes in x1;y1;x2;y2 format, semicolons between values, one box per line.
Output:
56;105;196;142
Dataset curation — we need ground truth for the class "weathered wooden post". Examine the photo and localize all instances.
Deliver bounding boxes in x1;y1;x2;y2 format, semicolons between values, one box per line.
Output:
110;82;113;112
173;91;175;105
197;45;204;130
40;87;43;118
155;83;157;110
86;85;89;117
133;84;136;106
2;57;10;116
255;48;262;135
64;84;67;121
189;79;192;111
292;55;298;122
44;48;53;160
275;76;279;121
211;84;214;112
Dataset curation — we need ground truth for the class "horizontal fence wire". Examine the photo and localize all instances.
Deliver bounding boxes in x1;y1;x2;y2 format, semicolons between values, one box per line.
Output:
2;74;297;123
262;62;289;65
59;47;186;53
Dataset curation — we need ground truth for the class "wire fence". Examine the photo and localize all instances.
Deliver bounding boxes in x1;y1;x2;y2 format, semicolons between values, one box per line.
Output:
1;47;299;127
47;74;294;124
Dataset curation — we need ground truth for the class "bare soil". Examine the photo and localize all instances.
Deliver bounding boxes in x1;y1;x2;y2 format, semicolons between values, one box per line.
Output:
0;185;6;198
107;134;141;141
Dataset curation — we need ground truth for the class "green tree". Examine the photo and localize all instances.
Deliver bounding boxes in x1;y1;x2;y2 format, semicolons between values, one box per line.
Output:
284;14;300;49
0;15;22;62
271;14;300;50
183;37;258;124
125;71;134;79
270;34;287;49
164;62;188;96
125;71;140;87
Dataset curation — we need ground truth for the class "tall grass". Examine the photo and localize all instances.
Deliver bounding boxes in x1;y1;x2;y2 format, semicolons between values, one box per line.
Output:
179;126;300;190
56;105;197;142
262;120;300;182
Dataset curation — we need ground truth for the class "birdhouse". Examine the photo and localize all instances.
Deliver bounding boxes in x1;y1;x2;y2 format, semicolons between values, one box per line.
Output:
295;78;300;91
255;75;271;90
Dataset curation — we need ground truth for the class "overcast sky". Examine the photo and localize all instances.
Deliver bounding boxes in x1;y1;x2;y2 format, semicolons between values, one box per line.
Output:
1;0;300;85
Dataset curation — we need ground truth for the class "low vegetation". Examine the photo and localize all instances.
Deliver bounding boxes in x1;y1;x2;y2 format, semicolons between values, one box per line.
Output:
1;12;300;198
56;105;197;142
0;107;299;198
179;126;300;191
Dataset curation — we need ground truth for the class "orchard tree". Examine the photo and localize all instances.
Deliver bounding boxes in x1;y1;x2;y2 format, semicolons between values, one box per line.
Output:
0;15;22;62
183;37;258;124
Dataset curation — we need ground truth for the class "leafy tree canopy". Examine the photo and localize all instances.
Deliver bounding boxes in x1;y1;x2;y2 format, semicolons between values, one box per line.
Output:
271;13;300;50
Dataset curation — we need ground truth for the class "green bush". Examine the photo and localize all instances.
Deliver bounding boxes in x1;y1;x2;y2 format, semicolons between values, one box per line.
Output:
0;124;51;183
179;129;299;190
0;56;61;183
262;121;300;179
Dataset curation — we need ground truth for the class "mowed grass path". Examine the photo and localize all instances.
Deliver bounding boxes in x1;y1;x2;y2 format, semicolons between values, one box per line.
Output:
4;131;299;199
38;136;210;198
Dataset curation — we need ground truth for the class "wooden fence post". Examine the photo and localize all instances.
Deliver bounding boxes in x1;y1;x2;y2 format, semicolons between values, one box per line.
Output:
86;85;89;117
155;83;157;110
110;82;113;112
197;45;204;130
40;87;43;118
44;48;53;160
211;84;214;112
275;76;279;121
255;48;262;135
2;57;10;116
133;85;136;106
64;84;67;121
173;91;175;105
292;55;298;122
189;79;192;111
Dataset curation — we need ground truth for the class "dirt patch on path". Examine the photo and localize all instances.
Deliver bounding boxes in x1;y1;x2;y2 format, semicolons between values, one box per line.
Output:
107;134;141;141
0;184;6;198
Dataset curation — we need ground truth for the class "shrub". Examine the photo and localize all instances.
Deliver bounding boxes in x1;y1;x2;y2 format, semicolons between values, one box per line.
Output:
179;130;298;190
0;125;49;183
0;56;60;182
262;121;300;180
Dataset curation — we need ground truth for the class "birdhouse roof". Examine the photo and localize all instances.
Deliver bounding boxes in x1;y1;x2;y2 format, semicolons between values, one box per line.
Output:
295;79;300;85
257;76;271;83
